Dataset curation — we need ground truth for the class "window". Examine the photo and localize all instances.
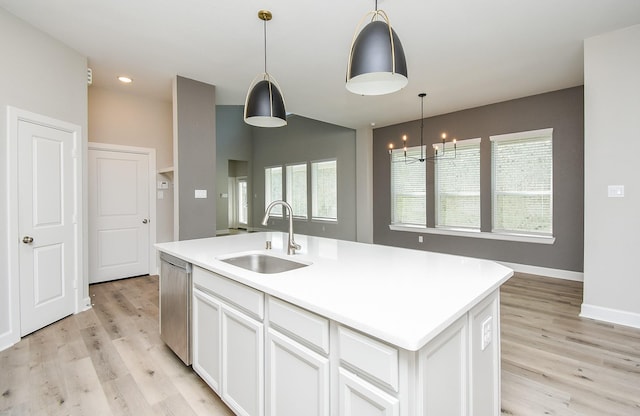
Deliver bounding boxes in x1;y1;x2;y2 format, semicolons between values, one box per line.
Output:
286;163;308;218
311;160;337;221
491;128;553;235
434;138;481;230
264;166;282;215
391;146;426;226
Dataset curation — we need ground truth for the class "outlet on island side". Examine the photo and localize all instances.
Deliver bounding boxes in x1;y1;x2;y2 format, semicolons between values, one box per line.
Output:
481;316;493;350
418;235;423;243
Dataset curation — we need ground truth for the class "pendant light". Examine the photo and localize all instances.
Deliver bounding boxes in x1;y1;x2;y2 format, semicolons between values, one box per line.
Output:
244;10;287;127
346;0;408;95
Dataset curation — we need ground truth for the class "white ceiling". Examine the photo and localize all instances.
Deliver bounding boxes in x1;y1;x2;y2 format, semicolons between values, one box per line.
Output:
2;0;639;129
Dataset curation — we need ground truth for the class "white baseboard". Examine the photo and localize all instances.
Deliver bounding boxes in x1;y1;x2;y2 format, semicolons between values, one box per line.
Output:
497;261;584;282
79;296;92;312
0;330;19;353
580;303;640;329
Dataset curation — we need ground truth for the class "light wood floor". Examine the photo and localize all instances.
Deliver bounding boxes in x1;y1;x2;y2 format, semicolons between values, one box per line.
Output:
1;273;639;415
500;273;640;415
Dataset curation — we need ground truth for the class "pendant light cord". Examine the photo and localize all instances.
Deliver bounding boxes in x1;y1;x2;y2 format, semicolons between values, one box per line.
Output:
263;18;268;74
420;95;425;160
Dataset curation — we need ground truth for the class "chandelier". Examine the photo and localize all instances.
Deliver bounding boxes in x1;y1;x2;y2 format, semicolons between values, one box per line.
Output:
388;93;456;163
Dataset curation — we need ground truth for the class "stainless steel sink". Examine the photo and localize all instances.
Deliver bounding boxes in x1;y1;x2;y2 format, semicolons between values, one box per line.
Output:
219;253;309;274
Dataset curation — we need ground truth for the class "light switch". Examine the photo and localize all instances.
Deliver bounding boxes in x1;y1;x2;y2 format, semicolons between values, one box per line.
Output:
157;191;164;200
608;185;624;198
195;189;207;199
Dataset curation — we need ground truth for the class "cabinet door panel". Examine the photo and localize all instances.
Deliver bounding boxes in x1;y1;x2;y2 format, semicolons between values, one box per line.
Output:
267;328;329;416
222;305;264;416
192;288;222;392
339;368;399;416
419;315;468;416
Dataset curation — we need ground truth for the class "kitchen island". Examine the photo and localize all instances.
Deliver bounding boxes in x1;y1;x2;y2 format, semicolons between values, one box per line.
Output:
155;232;513;416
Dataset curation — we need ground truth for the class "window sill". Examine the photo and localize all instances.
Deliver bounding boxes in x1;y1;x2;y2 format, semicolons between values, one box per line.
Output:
388;224;555;245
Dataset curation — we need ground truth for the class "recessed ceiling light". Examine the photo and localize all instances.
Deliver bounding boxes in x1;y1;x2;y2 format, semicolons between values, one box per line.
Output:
118;76;133;84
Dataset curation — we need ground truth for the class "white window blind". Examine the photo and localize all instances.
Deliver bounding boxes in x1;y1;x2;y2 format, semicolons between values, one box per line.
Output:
390;146;426;226
491;128;553;235
434;138;481;230
311;160;337;221
286;163;308;218
264;166;282;216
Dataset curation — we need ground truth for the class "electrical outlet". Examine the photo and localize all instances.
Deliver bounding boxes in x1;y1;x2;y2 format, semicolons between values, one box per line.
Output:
481;316;492;350
418;235;423;243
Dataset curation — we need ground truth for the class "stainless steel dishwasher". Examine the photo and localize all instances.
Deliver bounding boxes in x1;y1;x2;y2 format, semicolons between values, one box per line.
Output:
159;252;192;365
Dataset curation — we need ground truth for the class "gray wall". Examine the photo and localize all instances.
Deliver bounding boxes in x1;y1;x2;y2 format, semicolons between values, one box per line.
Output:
373;87;584;272
174;76;217;240
252;115;358;241
216;105;253;231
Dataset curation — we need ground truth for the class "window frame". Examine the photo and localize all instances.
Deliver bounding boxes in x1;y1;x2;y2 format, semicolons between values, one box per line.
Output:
264;165;283;217
434;138;481;231
490;128;553;237
311;158;338;222
390;145;427;227
285;162;308;220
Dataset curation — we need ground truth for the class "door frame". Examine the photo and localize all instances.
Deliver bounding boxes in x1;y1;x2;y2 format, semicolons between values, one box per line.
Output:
88;142;157;279
5;106;84;349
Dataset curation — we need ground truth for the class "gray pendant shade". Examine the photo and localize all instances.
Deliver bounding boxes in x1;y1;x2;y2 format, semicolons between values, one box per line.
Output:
244;78;287;127
346;20;408;95
244;10;287;128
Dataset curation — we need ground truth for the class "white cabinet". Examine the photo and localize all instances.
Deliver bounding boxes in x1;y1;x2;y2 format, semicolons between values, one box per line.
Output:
192;287;222;393
265;296;330;416
418;315;468;416
266;328;329;416
339;368;400;416
192;266;264;416
222;305;264;416
189;261;501;416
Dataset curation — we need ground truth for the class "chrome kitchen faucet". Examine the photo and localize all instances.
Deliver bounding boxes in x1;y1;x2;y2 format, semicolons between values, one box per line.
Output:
262;200;301;255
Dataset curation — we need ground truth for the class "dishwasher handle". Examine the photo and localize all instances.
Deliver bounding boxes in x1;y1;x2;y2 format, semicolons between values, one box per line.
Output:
160;252;191;273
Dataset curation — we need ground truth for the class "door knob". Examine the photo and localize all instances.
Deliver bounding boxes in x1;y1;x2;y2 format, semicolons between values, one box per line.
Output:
142;219;149;224
22;236;34;244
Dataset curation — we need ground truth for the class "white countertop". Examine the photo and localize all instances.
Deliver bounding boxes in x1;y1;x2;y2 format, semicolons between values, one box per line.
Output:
155;232;513;351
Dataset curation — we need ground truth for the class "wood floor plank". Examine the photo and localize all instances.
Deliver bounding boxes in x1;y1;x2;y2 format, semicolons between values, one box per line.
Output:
112;335;178;406
61;356;113;416
0;337;30;412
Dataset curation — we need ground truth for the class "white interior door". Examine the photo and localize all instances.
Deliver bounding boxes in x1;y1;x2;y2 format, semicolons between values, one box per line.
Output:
18;119;76;336
238;177;248;228
89;148;150;283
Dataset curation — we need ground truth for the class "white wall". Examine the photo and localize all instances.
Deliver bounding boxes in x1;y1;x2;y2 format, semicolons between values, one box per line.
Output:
88;87;174;243
582;24;640;328
0;8;88;349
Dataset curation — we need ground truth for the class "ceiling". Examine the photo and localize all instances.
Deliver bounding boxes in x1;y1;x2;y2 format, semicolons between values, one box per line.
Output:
1;0;639;129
